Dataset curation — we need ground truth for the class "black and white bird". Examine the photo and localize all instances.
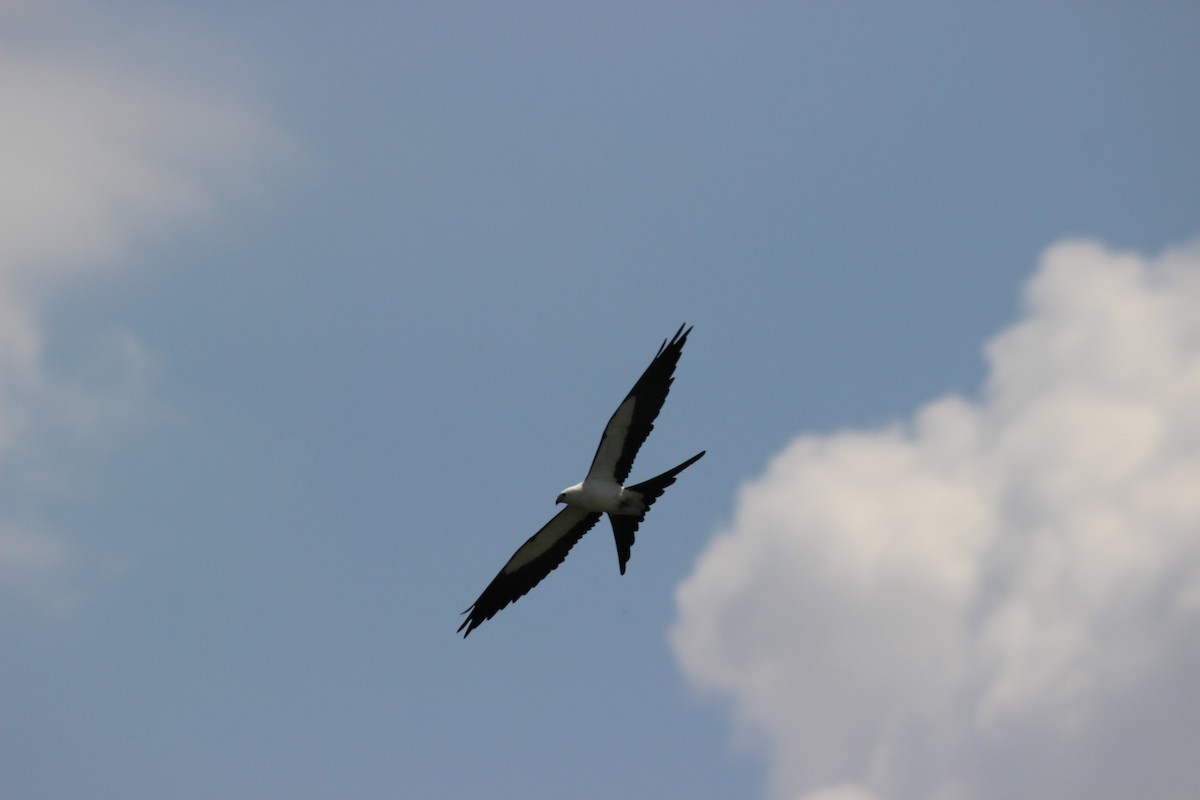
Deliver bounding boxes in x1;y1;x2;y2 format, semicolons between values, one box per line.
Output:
458;324;705;638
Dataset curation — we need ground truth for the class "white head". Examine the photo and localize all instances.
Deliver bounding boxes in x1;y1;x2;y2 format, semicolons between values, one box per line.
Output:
556;482;585;505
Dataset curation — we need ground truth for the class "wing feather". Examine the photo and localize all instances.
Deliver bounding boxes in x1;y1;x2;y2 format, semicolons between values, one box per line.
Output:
458;506;602;637
586;323;692;483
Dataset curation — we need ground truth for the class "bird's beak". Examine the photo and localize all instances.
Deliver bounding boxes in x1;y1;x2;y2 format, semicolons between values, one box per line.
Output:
555;494;565;505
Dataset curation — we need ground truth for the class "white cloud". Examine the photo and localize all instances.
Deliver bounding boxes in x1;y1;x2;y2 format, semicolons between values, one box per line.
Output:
0;3;290;616
672;240;1200;800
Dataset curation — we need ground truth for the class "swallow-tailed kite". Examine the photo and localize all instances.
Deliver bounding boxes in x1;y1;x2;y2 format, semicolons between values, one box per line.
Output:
458;324;705;638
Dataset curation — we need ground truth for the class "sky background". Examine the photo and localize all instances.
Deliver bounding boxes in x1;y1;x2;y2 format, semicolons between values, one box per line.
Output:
2;3;1198;799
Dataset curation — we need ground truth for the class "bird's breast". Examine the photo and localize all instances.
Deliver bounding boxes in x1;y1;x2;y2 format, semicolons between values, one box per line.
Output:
565;479;627;513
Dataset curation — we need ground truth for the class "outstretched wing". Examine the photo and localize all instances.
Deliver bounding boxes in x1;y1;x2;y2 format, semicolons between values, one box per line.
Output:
458;506;603;638
586;324;693;484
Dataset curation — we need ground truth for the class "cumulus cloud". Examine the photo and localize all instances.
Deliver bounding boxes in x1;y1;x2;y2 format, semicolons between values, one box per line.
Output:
672;240;1200;800
0;3;289;616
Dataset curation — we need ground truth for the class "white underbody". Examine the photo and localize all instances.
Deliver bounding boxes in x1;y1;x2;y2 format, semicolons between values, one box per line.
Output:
557;479;645;515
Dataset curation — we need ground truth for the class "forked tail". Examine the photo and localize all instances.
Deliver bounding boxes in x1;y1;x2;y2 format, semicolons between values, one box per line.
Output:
609;450;706;574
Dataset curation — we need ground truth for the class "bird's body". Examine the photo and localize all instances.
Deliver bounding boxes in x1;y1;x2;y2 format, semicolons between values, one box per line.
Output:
556;478;644;515
458;324;704;638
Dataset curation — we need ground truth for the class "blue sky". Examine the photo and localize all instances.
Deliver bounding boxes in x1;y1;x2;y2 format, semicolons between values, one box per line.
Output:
2;3;1198;799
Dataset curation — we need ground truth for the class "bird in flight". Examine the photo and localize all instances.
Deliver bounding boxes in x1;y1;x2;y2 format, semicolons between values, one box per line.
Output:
458;324;705;638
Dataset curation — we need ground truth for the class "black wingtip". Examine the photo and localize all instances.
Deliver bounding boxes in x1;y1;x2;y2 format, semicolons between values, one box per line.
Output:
657;323;691;357
458;604;483;638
